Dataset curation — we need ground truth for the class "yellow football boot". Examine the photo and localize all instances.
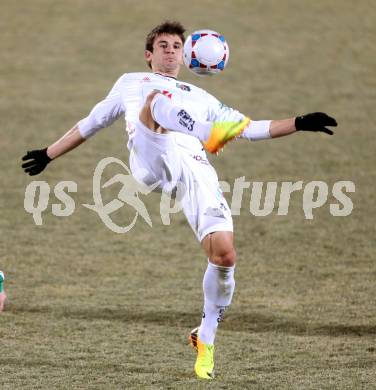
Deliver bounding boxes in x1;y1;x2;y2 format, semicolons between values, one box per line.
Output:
189;327;215;380
203;117;251;154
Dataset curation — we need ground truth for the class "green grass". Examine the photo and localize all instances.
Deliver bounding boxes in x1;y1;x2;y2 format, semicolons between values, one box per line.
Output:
1;0;375;388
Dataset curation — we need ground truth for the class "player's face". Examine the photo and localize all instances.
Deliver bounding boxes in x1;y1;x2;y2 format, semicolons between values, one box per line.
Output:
145;34;183;76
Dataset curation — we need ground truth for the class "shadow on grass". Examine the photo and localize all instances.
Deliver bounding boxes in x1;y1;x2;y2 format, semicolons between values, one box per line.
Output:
11;305;376;337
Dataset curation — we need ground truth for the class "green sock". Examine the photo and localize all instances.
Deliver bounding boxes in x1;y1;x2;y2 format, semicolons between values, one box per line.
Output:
0;271;4;293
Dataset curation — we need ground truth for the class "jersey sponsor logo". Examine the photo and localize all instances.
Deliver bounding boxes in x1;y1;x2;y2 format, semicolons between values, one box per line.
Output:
176;82;191;92
177;109;195;131
142;76;151;82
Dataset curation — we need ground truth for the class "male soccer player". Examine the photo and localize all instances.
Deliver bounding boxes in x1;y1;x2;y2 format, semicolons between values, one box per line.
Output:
0;271;6;312
21;21;337;380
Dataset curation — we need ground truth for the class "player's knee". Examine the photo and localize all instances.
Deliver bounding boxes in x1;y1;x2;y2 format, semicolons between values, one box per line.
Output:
146;90;161;106
211;247;236;267
139;91;161;130
141;90;161;115
202;231;236;267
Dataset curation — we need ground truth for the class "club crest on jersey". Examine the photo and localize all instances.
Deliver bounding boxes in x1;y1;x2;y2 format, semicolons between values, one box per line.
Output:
176;82;191;92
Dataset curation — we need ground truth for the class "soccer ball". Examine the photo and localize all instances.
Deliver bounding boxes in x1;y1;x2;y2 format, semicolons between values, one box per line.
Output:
183;30;229;76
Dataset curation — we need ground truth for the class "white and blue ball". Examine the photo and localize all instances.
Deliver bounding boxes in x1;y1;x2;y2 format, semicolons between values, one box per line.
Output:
183;30;229;76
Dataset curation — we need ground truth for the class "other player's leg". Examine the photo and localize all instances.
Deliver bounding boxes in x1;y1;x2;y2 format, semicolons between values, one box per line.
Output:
0;271;6;312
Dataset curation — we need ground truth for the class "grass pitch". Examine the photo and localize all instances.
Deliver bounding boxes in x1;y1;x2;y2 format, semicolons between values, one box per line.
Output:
1;0;375;388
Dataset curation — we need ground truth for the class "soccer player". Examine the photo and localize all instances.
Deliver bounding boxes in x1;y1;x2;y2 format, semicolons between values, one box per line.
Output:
21;21;337;380
0;271;6;312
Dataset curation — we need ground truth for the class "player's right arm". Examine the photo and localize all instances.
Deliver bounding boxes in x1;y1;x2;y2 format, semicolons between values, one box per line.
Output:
22;76;126;176
47;124;85;159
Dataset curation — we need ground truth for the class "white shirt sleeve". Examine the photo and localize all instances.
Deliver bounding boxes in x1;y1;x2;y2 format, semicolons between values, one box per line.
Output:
78;76;126;139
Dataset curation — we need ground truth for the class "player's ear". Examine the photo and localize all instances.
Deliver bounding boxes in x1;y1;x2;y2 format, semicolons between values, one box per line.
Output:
144;50;152;63
144;50;153;70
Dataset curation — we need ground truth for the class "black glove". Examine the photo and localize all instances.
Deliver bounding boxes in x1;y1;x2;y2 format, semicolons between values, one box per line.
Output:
295;112;337;135
22;148;52;176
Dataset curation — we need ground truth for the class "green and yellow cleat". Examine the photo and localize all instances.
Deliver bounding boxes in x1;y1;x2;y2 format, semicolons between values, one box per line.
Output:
203;117;251;154
189;327;215;380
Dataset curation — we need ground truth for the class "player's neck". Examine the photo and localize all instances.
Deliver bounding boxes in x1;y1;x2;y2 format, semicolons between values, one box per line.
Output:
153;71;178;80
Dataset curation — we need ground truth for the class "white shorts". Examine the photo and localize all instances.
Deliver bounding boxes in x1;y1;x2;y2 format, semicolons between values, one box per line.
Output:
129;121;233;242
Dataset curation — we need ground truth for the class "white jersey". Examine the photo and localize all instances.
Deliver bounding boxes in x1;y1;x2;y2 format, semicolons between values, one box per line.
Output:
78;72;245;153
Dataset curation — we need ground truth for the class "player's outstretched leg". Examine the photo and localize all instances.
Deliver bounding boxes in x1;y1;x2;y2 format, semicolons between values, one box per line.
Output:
149;92;250;153
150;92;211;140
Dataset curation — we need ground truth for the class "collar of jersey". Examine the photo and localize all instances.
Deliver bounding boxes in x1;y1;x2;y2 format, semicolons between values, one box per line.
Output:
154;72;177;80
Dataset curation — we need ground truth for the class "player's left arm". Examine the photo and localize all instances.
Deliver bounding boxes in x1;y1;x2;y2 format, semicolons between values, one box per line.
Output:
205;92;337;140
269;112;337;138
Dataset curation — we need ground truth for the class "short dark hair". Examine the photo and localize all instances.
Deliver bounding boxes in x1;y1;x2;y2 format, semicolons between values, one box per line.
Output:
145;21;186;68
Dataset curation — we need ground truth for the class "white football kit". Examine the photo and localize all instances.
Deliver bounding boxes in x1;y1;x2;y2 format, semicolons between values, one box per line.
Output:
78;72;247;241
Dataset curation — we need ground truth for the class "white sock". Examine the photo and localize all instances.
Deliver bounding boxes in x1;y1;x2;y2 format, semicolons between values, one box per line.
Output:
198;261;235;345
151;93;212;141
